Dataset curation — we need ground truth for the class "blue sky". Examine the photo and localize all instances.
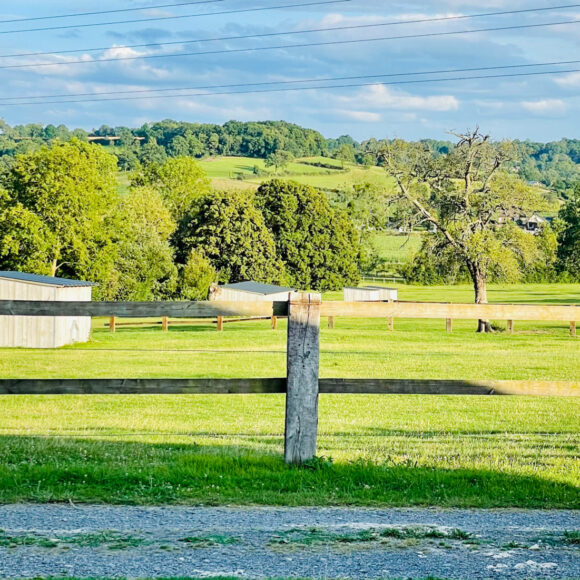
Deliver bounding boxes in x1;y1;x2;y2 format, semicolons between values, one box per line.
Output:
1;0;579;141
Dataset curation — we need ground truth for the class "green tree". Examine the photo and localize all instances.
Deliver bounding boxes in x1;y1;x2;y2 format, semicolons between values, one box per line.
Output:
175;190;284;284
381;129;550;331
179;248;216;300
134;156;211;222
0;139;119;279
256;179;361;291
264;150;294;174
556;185;580;279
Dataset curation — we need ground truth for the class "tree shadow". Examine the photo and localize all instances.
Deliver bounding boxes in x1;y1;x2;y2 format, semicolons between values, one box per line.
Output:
0;435;577;508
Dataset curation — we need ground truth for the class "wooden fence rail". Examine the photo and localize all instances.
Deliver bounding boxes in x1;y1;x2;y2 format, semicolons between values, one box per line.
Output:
1;378;577;396
1;293;578;464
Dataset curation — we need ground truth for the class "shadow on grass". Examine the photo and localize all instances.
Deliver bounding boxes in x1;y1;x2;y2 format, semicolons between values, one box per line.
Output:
0;436;577;508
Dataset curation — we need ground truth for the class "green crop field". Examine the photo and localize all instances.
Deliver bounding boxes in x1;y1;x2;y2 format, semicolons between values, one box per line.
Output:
0;282;578;507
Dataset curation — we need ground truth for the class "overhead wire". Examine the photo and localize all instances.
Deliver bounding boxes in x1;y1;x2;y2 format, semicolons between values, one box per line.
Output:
1;59;578;102
0;0;226;23
0;0;352;35
2;3;580;60
1;18;579;70
3;67;579;106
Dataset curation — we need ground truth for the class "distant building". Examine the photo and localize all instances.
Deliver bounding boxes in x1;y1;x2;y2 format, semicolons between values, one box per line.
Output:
0;271;96;348
210;281;296;302
343;286;398;302
517;214;547;233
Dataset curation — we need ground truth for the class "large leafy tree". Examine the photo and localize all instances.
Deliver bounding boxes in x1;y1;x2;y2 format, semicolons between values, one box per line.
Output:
556;184;580;279
0;139;119;279
256;179;361;291
175;190;285;284
134;156;211;221
110;186;178;301
381;129;550;331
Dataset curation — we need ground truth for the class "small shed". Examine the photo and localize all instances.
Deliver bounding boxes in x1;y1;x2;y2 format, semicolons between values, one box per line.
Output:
210;281;296;302
0;271;96;348
343;286;398;302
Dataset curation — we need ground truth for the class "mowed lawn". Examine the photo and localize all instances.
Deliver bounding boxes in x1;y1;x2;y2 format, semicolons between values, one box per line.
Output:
0;283;578;507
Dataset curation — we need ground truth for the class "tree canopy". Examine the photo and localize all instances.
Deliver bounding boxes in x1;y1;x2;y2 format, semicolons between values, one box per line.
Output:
256;179;361;291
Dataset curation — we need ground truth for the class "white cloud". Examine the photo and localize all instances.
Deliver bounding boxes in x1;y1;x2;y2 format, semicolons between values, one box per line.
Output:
554;72;580;87
521;99;567;114
338;110;382;122
339;84;459;112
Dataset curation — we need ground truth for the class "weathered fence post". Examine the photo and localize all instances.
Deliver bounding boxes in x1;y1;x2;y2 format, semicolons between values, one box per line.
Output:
387;317;394;331
446;318;452;333
507;320;514;334
216;316;224;331
162;316;169;332
271;315;278;330
328;316;335;329
571;321;577;338
284;292;321;465
109;316;116;333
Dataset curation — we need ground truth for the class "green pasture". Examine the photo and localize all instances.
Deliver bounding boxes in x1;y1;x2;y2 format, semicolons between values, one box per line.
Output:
369;232;423;264
0;282;578;507
196;155;393;191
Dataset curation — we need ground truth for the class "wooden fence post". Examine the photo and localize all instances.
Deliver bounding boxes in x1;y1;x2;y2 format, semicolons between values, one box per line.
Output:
507;320;514;334
285;292;321;465
271;315;278;330
216;316;224;331
387;317;394;331
162;316;169;332
446;318;452;333
328;316;335;329
571;321;577;337
109;316;116;333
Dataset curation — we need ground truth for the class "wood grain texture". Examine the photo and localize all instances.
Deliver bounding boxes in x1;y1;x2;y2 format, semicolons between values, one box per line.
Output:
0;300;289;318
321;301;580;322
0;379;576;396
284;292;322;464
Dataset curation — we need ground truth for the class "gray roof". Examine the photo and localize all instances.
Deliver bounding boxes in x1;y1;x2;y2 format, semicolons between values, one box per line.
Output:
0;271;97;288
221;281;295;295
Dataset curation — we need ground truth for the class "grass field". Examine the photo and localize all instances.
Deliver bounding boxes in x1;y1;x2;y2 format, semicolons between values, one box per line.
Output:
0;282;578;507
197;155;394;192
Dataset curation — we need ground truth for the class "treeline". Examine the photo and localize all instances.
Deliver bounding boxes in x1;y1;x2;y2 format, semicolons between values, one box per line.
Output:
0;119;579;194
0;140;361;300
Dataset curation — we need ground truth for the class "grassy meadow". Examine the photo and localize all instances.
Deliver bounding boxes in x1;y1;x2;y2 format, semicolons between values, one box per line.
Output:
0;282;578;507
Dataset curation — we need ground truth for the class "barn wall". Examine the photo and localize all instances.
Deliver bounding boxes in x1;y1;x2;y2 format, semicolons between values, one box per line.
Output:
0;280;92;348
54;286;92;347
343;288;381;302
215;289;292;302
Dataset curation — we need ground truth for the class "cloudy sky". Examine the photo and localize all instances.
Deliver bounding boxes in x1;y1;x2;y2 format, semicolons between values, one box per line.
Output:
0;0;579;141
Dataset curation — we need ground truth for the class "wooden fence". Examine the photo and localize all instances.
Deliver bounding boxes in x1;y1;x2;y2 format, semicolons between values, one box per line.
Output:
0;294;578;464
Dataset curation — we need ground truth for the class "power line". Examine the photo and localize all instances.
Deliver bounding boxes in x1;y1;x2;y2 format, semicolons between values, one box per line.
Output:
3;3;580;60
3;67;578;106
2;18;579;70
0;1;225;24
1;59;577;102
0;0;351;35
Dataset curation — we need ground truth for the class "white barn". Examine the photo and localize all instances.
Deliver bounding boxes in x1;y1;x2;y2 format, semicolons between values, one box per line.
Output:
343;286;398;302
0;271;95;348
210;281;296;302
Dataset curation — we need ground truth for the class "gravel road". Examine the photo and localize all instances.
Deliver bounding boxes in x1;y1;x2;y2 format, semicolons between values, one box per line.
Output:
0;505;578;579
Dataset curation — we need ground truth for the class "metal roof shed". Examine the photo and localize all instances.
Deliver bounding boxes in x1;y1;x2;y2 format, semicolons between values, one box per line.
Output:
343;286;398;302
211;281;296;302
0;271;96;348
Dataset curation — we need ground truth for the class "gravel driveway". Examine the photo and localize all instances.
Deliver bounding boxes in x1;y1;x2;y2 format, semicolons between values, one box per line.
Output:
0;505;578;578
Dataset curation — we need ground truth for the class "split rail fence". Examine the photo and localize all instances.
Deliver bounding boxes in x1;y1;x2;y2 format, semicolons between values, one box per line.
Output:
0;294;578;464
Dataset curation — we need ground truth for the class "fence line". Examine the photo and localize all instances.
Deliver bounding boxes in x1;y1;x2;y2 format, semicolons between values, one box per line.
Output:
1;293;579;464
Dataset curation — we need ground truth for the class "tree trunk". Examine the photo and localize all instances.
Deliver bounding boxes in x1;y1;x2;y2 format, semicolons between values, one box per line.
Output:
472;268;492;333
50;258;58;277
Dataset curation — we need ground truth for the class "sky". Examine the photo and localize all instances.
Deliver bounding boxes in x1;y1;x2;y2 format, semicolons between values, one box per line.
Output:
0;0;579;141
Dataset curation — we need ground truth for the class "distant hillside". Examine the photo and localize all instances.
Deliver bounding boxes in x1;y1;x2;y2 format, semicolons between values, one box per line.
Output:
0;119;578;195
